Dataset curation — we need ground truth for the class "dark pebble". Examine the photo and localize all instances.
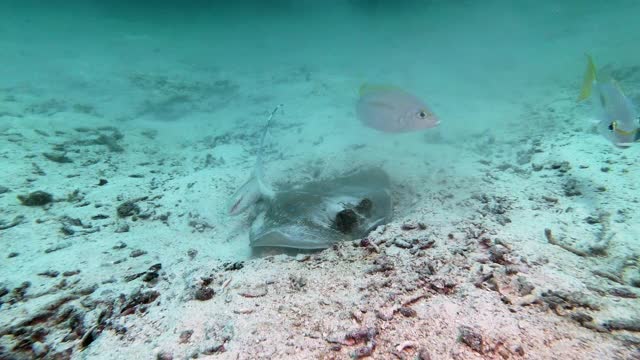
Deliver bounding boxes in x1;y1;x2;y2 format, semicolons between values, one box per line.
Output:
398;307;417;317
584;216;600;225
117;201;140;218
202;343;225;355
98;179;108;186
187;249;198;260
0;185;9;194
121;290;160;315
148;263;162;272
157;351;173;360
130;249;147;258
7;252;18;258
60;226;75;236
113;241;127;250
194;287;214;301
124;272;145;282
17;191;53;206
179;330;193;343
223;261;244;271
142;272;159;282
37;270;60;278
115;223;130;233
91;214;109;220
459;326;483;353
570;312;593;325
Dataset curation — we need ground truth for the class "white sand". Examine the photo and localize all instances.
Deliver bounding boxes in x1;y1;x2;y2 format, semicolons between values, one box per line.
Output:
1;1;640;359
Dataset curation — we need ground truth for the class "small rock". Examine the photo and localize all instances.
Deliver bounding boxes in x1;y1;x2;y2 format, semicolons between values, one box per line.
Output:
417;348;432;360
142;272;159;282
115;223;130;233
398;307;417;317
223;261;244;271
563;179;582;197
393;239;412;249
584;216;601;225
401;223;418;231
117;201;140;218
113;241;127;250
17;191;53;206
43;152;73;163
194;287;214;301
98;179;108;186
570;312;593;325
156;351;173;360
459;326;483;353
0;186;9;194
37;270;60;277
63;270;81;277
129;249;147;258
60;226;75;236
179;330;193;343
202;343;225;355
7;252;19;258
187;249;198;259
550;161;571;173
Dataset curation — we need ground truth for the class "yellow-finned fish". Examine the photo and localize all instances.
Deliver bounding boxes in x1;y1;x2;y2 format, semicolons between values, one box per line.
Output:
579;54;640;148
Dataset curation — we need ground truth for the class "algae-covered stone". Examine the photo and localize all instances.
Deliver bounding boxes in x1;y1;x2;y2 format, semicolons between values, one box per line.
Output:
17;191;53;206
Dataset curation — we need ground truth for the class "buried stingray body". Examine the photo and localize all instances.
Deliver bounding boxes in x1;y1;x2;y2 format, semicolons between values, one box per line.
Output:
228;106;393;249
250;169;392;249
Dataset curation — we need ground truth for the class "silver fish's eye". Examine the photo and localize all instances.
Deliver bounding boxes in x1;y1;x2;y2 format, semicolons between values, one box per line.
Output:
419;111;426;118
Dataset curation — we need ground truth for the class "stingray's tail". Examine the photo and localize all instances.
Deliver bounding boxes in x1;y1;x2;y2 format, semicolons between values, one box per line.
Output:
228;105;281;216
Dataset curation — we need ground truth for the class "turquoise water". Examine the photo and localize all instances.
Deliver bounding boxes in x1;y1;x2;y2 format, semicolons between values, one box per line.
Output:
1;1;640;358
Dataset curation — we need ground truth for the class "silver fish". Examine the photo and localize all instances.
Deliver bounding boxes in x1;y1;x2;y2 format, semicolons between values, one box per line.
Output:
356;84;439;133
579;55;640;148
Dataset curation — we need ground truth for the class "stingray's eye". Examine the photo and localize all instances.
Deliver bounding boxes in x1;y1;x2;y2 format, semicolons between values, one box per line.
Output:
419;111;426;118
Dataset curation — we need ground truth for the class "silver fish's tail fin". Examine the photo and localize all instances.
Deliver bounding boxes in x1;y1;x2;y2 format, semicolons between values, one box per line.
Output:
227;105;281;216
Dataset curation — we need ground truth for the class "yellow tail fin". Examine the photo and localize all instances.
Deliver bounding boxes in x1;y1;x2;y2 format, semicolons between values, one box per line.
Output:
578;54;597;101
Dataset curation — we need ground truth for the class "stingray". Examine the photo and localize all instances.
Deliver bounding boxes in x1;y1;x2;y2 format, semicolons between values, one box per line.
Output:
227;106;393;249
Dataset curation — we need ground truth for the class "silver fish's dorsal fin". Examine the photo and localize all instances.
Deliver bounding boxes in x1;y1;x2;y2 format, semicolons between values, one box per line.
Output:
227;105;281;216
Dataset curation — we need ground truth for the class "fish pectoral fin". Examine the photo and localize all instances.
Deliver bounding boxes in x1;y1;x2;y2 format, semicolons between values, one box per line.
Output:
578;54;598;101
